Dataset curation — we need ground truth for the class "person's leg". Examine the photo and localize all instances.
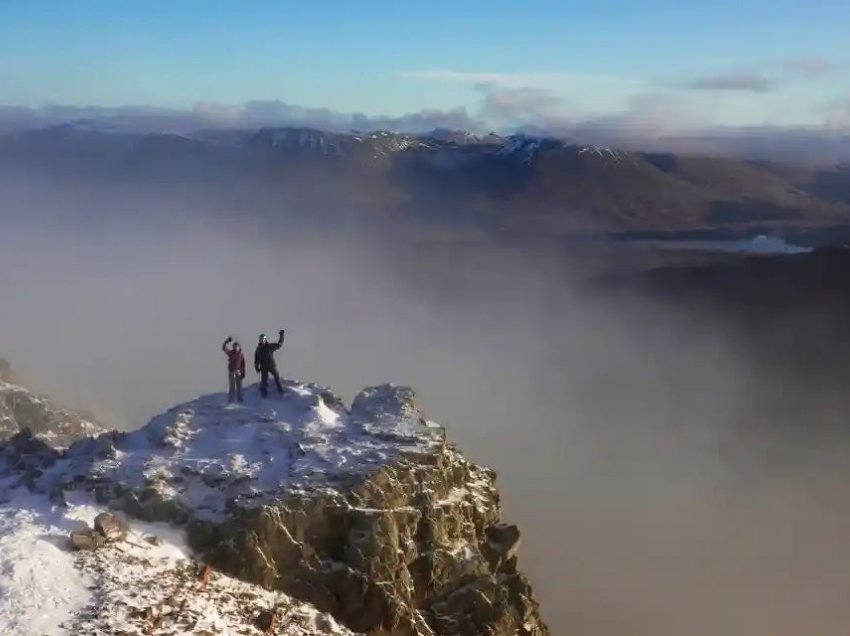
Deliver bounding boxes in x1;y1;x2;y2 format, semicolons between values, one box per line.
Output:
236;375;243;402
227;371;236;403
260;368;269;397
271;368;283;393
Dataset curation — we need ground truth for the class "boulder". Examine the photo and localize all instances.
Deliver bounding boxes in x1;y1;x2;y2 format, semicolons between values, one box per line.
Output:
70;528;106;551
94;512;128;543
483;523;522;567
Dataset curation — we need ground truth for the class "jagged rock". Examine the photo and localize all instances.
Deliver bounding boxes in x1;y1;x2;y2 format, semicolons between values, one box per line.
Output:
7;379;548;636
3;428;58;460
255;608;277;631
0;365;104;448
483;522;522;568
70;527;106;551
94;512;128;542
115;486;191;523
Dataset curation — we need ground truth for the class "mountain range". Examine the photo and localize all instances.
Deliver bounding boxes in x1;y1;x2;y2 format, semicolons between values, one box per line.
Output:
3;122;850;240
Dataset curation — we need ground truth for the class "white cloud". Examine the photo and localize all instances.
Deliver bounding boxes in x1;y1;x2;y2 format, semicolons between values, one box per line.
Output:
780;58;849;79
668;57;849;95
478;86;568;126
399;69;632;91
674;71;776;93
399;70;522;85
0;101;479;135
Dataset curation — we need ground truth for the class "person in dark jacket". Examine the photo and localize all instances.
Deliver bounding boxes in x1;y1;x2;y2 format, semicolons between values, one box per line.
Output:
254;330;284;397
222;336;246;403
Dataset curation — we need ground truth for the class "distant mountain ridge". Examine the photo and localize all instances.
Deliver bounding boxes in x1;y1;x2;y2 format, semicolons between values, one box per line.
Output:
3;122;850;237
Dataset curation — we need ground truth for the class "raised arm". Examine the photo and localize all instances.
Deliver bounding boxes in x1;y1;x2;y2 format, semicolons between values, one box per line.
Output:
222;336;232;353
272;329;285;351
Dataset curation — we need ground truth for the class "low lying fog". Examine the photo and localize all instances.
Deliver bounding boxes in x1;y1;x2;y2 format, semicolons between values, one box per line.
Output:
3;174;850;635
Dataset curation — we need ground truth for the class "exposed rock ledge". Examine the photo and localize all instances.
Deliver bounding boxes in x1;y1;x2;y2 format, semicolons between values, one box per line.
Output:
1;379;548;635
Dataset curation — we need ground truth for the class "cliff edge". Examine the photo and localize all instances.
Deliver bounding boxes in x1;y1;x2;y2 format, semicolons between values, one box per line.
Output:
2;379;548;635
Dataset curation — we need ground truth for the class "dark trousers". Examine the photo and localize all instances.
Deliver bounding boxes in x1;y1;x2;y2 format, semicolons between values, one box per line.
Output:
228;371;244;403
259;366;283;397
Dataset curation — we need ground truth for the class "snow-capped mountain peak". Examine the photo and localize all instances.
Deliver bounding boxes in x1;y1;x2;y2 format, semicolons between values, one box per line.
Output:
577;144;630;161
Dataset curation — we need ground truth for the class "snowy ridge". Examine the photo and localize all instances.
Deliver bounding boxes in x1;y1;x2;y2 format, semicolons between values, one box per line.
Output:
256;127;431;158
253;127;633;165
109;125;641;170
41;380;444;521
365;130;429;155
577;144;630;161
496;135;546;164
264;128;344;155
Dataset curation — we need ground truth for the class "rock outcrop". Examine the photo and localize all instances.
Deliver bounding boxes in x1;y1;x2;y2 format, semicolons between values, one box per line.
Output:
0;358;103;448
68;512;128;551
1;379;548;636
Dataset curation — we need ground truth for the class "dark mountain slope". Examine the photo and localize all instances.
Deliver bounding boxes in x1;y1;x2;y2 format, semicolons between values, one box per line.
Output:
3;125;849;236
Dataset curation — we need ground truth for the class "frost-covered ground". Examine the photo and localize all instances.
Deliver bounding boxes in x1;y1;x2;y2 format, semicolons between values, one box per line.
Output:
0;489;94;635
0;489;357;635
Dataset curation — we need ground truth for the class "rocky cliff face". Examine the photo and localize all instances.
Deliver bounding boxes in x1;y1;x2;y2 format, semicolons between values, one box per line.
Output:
1;380;548;635
0;358;103;448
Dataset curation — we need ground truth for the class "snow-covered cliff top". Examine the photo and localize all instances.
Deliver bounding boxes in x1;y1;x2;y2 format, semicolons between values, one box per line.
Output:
48;380;445;520
0;378;548;636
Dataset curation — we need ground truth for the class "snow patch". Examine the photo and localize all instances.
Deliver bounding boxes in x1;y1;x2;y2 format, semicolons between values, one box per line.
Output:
0;487;356;635
0;490;95;635
577;145;628;161
497;135;543;164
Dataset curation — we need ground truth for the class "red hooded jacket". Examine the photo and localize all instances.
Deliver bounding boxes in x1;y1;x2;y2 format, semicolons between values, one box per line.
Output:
222;340;246;376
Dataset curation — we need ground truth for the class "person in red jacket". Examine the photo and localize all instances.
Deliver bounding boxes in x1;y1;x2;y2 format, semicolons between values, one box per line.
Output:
222;336;246;403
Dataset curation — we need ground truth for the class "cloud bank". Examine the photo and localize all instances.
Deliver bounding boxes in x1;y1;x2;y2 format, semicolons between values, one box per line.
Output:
0;101;479;136
3;64;850;163
674;72;776;93
5;173;850;635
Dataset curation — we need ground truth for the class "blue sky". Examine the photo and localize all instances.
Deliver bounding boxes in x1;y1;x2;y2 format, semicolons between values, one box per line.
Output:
2;0;849;129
